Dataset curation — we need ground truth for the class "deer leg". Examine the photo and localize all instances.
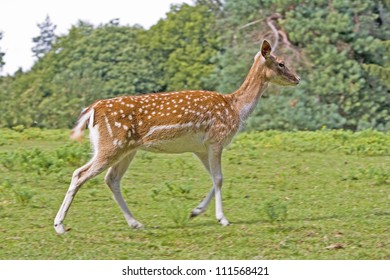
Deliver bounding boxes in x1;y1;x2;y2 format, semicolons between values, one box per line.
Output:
54;156;109;234
190;152;215;218
208;145;229;226
104;151;143;229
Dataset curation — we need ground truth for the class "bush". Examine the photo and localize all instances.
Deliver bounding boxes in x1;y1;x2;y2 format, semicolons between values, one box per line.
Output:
246;89;346;131
0;142;91;174
231;129;390;156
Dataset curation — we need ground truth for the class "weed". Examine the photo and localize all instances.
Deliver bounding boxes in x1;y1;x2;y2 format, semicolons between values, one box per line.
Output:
150;188;162;201
88;189;98;198
12;187;36;205
1;179;13;190
263;198;288;223
354;166;390;185
167;202;189;227
166;182;192;198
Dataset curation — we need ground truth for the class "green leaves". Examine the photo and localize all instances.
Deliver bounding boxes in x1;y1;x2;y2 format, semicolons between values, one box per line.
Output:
0;3;221;129
146;3;220;91
0;32;5;71
0;1;388;131
222;0;390;131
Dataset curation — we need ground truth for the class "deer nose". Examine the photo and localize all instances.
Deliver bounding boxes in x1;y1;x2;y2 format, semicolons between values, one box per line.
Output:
295;75;301;84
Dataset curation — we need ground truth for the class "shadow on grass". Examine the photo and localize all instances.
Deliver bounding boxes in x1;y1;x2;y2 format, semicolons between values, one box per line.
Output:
231;210;390;227
110;209;390;233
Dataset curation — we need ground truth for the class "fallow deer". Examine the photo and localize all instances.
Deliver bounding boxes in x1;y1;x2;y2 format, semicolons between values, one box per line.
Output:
54;40;299;234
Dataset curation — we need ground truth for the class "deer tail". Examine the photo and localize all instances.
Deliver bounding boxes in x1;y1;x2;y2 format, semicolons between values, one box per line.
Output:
70;105;95;141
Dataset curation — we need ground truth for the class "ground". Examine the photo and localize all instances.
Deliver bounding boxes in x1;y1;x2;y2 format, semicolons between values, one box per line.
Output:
0;129;389;259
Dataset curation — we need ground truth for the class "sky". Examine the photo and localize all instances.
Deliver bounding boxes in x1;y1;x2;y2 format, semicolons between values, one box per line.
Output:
0;0;192;75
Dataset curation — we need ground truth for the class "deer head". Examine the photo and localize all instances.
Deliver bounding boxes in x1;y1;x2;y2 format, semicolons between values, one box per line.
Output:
259;40;300;86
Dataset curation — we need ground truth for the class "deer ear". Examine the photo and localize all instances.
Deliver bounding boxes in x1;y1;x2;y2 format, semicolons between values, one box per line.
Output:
261;40;272;59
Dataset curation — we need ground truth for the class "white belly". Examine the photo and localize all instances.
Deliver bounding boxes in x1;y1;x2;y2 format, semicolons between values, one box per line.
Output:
140;131;207;154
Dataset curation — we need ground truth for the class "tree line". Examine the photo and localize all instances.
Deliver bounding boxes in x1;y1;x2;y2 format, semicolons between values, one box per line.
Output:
0;0;389;131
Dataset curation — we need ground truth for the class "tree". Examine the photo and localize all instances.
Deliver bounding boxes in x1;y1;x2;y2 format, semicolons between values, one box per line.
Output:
2;0;388;131
282;0;390;130
145;3;221;91
32;15;57;59
0;32;5;71
45;22;153;96
215;0;390;131
3;21;156;128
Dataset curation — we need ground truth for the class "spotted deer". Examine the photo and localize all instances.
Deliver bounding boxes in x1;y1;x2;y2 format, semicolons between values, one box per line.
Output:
54;40;299;234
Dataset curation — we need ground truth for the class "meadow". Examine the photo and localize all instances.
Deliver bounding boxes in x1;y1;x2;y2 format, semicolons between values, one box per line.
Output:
0;128;389;259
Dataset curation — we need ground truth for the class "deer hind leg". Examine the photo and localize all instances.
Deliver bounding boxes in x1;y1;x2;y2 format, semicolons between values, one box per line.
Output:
104;150;143;229
208;145;229;226
54;155;109;234
190;152;215;218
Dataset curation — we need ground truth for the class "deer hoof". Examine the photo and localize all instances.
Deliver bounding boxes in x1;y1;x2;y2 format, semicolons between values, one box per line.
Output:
54;223;67;235
131;221;144;229
190;207;203;219
218;217;230;226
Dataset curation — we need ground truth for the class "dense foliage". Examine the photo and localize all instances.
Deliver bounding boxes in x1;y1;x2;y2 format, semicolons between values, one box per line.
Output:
217;0;390;131
0;1;388;130
0;32;4;71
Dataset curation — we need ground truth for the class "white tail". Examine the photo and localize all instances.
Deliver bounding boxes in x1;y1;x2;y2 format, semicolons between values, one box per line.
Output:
54;40;300;234
70;107;94;141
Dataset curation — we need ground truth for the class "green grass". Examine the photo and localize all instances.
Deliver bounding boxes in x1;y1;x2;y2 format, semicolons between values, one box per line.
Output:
0;129;389;259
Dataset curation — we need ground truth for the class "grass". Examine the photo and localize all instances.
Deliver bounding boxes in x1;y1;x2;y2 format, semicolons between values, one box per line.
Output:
0;128;389;259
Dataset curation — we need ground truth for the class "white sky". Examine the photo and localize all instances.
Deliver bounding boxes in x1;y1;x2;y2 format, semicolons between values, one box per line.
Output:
0;0;193;75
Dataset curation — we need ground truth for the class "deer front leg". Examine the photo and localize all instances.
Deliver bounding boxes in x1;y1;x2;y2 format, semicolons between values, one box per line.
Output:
190;152;215;218
190;187;215;218
208;145;229;226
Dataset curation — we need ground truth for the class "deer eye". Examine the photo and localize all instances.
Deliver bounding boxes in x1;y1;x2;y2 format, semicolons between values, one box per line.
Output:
278;62;285;68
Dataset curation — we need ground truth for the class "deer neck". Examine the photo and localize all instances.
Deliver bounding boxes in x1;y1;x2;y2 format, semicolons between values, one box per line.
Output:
230;57;269;122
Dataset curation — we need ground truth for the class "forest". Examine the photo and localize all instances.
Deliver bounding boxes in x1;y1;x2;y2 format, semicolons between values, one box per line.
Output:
0;0;389;131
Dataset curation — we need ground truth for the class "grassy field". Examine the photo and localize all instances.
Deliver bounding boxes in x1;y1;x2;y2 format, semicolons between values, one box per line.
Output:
0;128;389;259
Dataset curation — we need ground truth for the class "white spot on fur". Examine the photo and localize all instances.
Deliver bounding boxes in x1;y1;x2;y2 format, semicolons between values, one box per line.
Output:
144;122;194;138
104;115;113;138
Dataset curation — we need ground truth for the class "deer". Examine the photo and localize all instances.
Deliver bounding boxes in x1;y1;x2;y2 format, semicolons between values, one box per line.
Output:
54;40;300;234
